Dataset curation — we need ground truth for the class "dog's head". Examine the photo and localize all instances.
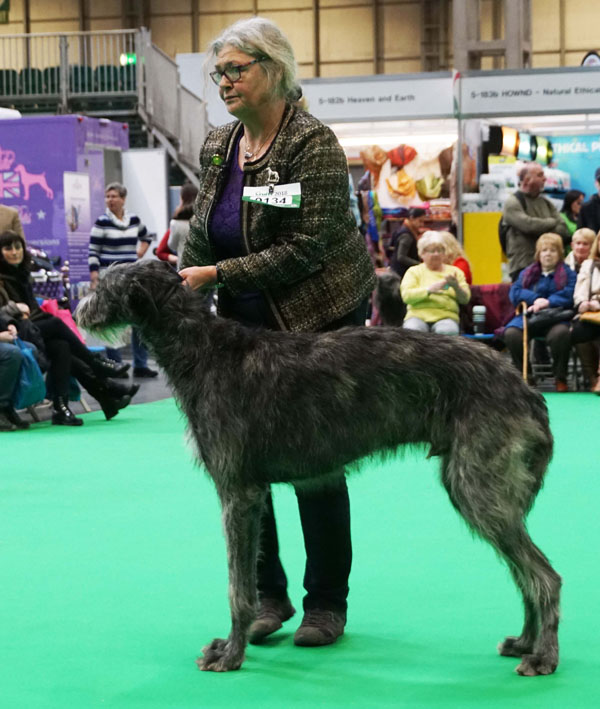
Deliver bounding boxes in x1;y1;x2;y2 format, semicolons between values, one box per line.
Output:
76;260;184;336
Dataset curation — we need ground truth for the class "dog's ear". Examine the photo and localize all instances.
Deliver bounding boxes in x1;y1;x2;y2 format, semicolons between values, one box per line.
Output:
125;280;160;323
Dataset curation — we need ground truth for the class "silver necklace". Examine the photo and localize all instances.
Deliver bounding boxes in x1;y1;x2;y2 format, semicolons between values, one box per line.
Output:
243;123;279;161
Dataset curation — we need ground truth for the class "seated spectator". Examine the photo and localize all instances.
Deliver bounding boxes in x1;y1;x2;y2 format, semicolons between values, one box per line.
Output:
503;233;576;392
389;207;427;278
565;227;595;274
570;232;600;394
168;182;199;267
439;230;473;284
0;316;27;431
400;231;470;336
578;167;600;232
560;190;585;239
0;230;138;426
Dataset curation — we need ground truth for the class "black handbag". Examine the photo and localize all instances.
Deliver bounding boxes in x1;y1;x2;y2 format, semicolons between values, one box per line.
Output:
526;307;575;336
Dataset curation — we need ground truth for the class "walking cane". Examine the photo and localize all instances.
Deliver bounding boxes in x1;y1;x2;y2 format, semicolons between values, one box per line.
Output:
520;301;528;382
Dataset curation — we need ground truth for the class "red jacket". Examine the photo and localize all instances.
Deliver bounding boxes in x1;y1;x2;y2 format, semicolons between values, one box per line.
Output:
453;256;472;285
156;229;173;262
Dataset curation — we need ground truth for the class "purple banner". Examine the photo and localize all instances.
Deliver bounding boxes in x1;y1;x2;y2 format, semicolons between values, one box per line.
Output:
0;115;129;288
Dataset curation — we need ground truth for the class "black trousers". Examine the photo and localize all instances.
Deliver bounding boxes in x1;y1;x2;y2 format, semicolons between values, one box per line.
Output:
35;315;97;399
570;319;600;346
504;323;571;380
222;296;368;614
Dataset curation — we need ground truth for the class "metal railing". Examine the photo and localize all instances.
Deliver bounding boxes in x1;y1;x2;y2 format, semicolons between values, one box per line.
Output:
0;28;207;174
179;86;208;169
0;30;140;99
146;43;180;138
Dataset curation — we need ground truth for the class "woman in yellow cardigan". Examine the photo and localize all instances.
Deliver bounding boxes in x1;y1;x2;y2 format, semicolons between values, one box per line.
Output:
400;230;470;335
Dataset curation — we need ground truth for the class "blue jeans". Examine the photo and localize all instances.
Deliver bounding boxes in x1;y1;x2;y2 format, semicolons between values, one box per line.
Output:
106;328;148;368
0;342;23;407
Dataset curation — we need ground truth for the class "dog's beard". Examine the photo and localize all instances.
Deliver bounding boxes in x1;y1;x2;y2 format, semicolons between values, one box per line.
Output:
83;323;130;344
76;294;129;343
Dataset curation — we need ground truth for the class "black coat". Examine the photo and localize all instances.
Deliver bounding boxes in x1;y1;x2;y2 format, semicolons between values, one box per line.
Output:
578;194;600;233
389;226;420;279
0;262;45;321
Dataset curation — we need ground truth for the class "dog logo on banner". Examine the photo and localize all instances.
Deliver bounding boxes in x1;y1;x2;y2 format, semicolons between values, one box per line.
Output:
0;145;55;201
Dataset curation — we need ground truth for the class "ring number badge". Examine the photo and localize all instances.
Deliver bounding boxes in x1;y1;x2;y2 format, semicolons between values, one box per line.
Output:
242;182;301;208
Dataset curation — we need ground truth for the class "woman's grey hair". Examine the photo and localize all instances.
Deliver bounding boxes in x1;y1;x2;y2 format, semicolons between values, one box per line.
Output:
417;230;447;256
206;17;301;103
105;182;127;198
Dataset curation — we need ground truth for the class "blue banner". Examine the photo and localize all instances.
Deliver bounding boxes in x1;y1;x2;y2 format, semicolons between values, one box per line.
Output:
550;134;600;197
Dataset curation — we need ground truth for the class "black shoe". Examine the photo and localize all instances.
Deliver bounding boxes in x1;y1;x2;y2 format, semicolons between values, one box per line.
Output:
98;393;132;421
104;380;140;399
133;367;158;378
0;410;18;432
3;406;30;429
92;355;130;378
293;609;346;647
52;397;84;426
248;597;296;645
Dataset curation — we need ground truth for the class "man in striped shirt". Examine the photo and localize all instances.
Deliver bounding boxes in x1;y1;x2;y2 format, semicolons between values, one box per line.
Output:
88;182;157;377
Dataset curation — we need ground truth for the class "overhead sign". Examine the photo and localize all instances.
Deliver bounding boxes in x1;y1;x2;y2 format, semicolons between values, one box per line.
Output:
461;69;600;116
302;75;454;121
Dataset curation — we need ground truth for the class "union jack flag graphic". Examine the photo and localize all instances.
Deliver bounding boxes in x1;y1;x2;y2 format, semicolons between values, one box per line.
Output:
0;171;21;199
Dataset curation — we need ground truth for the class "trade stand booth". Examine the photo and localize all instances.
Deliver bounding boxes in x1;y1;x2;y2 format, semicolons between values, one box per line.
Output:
457;66;600;283
302;73;459;268
302;65;600;285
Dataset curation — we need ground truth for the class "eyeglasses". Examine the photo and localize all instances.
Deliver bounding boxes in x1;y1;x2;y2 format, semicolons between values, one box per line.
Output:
423;246;444;254
209;58;265;86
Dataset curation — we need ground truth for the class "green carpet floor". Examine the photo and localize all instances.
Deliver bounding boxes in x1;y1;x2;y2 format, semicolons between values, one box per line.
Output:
2;395;599;708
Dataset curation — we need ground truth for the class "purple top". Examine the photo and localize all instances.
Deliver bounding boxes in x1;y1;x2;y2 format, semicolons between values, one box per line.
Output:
209;135;245;261
208;134;273;328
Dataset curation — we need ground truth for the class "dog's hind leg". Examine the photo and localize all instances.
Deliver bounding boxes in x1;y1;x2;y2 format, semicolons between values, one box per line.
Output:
440;445;561;676
494;529;561;676
198;484;267;672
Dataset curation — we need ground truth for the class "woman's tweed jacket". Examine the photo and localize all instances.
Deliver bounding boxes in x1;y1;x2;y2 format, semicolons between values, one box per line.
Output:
181;105;376;332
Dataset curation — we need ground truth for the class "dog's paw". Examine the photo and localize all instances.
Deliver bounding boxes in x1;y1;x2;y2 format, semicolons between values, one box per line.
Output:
196;638;244;672
515;653;557;677
497;636;533;658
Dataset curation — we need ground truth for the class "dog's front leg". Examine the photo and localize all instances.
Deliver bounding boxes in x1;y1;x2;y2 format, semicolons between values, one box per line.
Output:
197;485;266;672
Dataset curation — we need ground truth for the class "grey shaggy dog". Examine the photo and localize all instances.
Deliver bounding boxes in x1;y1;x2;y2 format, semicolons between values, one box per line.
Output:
77;259;561;677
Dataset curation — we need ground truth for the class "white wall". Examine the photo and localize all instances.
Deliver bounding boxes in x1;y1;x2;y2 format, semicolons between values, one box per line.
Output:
176;52;232;128
122;148;169;254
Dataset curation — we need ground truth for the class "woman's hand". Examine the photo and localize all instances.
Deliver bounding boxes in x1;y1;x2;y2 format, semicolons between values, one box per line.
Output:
179;266;218;290
529;297;550;313
428;279;450;293
443;273;460;290
0;325;17;343
580;299;600;312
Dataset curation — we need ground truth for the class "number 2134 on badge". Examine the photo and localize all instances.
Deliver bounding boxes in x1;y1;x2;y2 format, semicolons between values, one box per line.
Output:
242;183;301;208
